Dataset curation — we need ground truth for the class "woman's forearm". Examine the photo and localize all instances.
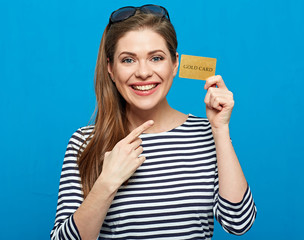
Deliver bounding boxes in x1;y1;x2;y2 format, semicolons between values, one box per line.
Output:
73;176;117;240
212;125;248;203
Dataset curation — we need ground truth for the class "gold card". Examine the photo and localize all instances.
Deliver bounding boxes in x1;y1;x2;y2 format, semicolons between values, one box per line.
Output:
179;54;217;80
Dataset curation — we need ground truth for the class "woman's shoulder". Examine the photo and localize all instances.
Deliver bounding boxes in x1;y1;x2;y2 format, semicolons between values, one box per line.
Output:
77;125;95;136
187;114;210;124
67;125;95;147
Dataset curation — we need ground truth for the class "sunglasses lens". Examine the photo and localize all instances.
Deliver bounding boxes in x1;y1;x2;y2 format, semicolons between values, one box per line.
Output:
141;5;167;18
111;7;136;22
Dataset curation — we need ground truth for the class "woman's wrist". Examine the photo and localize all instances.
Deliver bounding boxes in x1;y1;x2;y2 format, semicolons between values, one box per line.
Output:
211;124;230;137
94;174;119;197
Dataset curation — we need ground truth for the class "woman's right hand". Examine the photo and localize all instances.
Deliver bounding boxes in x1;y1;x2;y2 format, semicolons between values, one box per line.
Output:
100;120;154;190
74;121;153;240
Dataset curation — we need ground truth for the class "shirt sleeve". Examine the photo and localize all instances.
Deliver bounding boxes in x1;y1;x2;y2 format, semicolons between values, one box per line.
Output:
50;128;86;240
213;168;257;235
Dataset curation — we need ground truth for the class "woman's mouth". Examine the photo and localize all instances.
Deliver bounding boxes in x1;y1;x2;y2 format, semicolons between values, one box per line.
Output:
131;84;158;91
130;83;160;96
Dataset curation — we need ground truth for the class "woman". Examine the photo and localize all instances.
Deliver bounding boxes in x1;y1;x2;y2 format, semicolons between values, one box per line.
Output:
51;4;256;240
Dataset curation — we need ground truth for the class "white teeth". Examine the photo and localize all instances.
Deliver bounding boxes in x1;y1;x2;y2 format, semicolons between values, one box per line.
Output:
133;84;157;91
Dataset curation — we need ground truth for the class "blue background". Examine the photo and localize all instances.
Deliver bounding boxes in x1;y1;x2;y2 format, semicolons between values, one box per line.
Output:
1;0;303;239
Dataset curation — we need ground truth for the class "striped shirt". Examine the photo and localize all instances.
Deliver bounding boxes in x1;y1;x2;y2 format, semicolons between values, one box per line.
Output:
50;114;257;239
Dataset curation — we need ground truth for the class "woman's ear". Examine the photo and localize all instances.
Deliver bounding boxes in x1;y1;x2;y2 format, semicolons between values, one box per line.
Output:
173;52;179;77
107;58;115;82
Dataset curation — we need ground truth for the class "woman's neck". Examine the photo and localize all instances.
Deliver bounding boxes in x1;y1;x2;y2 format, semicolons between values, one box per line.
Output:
126;100;188;134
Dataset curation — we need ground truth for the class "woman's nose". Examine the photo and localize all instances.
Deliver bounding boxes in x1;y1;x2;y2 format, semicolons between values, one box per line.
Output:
135;61;153;79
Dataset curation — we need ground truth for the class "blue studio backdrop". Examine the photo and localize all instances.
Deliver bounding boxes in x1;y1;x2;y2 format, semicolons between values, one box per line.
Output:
1;0;303;239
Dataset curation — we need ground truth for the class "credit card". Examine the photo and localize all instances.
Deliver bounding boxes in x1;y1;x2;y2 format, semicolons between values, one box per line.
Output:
179;54;217;80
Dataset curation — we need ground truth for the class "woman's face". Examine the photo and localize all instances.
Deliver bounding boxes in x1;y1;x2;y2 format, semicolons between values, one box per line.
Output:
108;29;179;112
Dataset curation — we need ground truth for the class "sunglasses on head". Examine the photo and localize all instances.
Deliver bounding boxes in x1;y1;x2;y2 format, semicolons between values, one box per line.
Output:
109;4;170;25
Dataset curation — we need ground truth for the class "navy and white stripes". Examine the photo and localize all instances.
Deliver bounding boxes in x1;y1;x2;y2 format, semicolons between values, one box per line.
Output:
51;115;256;239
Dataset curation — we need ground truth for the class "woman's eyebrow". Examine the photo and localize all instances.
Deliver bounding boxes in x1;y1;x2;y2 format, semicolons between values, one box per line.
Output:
118;49;167;58
118;51;137;57
148;49;167;55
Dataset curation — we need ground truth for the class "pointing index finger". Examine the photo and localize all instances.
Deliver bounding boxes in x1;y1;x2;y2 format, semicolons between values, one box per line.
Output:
126;120;154;143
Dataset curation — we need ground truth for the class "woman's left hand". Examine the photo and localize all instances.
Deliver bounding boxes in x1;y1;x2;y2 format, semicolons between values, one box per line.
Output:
204;75;234;129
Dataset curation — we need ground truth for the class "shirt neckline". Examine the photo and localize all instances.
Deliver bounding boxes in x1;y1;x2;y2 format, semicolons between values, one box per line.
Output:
140;114;192;136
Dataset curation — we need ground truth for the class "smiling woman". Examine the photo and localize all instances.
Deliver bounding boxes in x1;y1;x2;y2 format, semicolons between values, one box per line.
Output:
50;4;256;240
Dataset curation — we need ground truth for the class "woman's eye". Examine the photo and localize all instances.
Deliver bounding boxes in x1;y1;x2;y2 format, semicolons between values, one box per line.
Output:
122;58;134;63
151;56;164;62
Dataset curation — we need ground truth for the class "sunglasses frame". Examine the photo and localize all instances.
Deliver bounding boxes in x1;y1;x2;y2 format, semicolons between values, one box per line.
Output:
109;4;170;25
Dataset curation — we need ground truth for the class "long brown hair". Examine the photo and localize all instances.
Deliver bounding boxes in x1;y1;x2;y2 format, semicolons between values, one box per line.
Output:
78;11;178;198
